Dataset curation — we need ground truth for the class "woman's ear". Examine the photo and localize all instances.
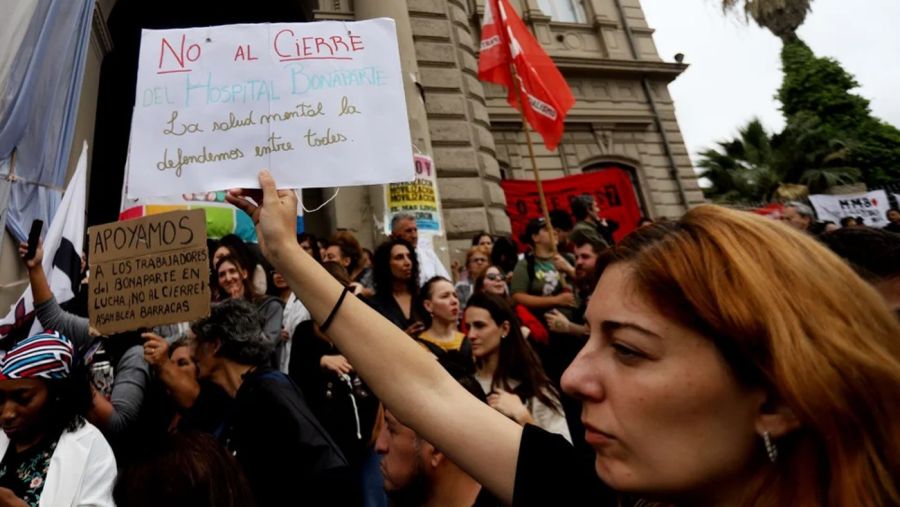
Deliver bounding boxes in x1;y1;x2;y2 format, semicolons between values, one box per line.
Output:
500;320;512;338
423;299;434;315
755;392;801;438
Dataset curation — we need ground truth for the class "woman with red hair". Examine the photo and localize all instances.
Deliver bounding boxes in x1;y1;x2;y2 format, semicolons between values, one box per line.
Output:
230;171;900;507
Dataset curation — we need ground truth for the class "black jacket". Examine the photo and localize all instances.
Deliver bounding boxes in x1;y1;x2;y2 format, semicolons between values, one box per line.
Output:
221;368;352;506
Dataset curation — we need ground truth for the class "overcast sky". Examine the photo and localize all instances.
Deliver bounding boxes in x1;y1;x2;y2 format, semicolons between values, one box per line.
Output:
641;0;900;167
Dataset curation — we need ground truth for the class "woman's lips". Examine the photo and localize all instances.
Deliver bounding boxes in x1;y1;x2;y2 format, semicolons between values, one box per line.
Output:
583;422;617;447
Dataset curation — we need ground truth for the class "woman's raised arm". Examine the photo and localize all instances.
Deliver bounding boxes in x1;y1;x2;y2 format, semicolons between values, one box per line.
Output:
227;171;524;503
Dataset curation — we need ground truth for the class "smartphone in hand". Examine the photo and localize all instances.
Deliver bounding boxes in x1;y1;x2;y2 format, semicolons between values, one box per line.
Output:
24;219;43;261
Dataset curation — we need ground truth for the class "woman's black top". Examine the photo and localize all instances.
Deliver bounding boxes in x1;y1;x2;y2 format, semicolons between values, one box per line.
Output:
513;424;616;507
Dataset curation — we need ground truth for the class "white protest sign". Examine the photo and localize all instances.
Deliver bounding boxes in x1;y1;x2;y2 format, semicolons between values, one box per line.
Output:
809;190;890;227
127;19;413;198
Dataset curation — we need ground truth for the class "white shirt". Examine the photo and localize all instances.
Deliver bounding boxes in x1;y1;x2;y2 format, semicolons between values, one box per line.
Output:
0;422;117;506
476;375;572;443
416;236;450;286
279;293;312;373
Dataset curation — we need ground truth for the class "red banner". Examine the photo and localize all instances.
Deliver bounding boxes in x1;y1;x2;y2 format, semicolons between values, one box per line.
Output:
500;168;642;250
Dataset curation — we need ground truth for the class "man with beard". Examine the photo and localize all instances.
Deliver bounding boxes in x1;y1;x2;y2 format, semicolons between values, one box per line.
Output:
544;234;606;337
376;369;501;507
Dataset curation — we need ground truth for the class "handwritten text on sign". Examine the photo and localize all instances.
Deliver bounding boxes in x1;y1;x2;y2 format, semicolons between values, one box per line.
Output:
127;20;413;198
88;210;210;334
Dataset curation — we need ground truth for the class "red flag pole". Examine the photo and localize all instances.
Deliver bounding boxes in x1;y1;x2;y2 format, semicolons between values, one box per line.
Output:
509;63;558;255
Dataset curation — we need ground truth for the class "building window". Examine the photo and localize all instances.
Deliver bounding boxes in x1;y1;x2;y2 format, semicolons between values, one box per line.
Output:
537;0;587;23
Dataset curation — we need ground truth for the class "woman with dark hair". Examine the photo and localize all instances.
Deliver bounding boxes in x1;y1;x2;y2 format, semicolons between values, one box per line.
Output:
229;172;900;507
213;234;268;295
489;236;519;278
297;232;322;263
473;265;549;345
214;254;284;365
19;241;159;462
0;331;117;506
465;293;570;441
370;239;423;335
324;231;374;294
113;431;255;507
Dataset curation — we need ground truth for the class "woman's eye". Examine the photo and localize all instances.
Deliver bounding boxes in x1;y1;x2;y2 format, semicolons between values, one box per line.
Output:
612;343;645;363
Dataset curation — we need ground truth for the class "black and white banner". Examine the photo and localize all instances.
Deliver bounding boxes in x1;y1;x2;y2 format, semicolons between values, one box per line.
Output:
809;190;890;227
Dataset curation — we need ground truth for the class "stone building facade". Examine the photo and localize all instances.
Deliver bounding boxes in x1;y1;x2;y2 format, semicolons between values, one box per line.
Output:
314;0;704;263
0;0;703;309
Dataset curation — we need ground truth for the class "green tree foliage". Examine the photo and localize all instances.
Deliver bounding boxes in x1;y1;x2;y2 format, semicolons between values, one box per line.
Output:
698;117;860;203
779;40;900;186
699;39;899;204
697;119;779;203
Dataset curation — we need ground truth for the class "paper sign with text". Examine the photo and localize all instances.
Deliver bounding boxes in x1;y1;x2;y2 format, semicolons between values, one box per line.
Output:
88;209;210;334
809;190;890;227
384;154;443;235
127;19;413;198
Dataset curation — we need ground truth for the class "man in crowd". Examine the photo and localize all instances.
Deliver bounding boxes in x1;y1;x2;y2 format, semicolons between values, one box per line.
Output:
545;233;606;337
780;201;815;233
510;218;575;318
569;195;617;246
376;370;500;507
391;213;450;285
511;217;577;383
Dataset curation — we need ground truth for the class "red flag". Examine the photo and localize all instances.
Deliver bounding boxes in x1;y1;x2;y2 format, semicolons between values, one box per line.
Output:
478;0;575;151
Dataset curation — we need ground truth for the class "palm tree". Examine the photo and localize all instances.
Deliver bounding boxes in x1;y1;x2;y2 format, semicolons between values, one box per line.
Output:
773;112;861;193
697;119;780;203
721;0;813;42
698;116;862;203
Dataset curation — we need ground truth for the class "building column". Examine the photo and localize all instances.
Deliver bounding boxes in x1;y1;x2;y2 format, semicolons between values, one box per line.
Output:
329;0;449;266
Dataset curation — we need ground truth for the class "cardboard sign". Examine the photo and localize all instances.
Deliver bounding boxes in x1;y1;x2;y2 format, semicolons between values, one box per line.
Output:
88;209;210;334
500;168;643;250
126;19;413;198
384;154;443;235
809;190;890;227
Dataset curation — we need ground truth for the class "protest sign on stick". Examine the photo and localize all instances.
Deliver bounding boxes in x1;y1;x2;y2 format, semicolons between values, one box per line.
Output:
384;154;443;235
127;19;413;198
88;209;210;334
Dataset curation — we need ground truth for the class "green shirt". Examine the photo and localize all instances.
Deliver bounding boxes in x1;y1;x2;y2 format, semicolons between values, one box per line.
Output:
510;255;563;297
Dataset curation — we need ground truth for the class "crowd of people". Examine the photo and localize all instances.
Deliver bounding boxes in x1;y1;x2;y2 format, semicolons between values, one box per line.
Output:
1;177;898;506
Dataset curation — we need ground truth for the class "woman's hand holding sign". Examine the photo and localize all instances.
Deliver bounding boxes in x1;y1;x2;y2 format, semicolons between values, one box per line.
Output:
226;170;297;264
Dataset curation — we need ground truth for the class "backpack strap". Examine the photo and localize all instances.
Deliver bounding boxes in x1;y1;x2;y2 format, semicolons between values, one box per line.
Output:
525;252;537;288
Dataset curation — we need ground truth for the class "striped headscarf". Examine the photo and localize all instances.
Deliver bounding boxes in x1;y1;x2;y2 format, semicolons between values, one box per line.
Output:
0;331;74;381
